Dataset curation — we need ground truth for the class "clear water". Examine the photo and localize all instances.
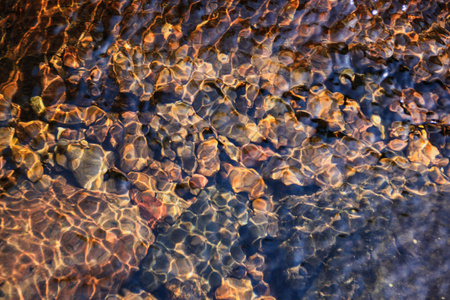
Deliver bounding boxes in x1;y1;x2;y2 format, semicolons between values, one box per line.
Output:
0;0;449;299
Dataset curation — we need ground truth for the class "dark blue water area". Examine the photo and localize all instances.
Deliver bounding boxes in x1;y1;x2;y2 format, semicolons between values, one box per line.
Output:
119;172;449;299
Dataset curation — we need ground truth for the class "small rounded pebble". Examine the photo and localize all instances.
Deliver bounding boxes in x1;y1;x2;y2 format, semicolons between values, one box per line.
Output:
189;174;208;189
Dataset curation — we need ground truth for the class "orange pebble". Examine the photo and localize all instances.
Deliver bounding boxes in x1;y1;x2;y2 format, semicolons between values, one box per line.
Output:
252;198;267;211
189;174;208;189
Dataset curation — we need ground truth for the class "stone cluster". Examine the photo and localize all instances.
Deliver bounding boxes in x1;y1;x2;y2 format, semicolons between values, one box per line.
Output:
0;0;449;299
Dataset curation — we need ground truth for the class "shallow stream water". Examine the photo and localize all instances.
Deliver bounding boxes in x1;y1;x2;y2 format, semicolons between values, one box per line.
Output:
0;0;449;299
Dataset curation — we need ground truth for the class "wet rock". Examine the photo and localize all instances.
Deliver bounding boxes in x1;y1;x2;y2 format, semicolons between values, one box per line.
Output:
30;96;45;116
44;104;85;125
85;118;114;144
218;135;240;162
196;138;220;177
104;167;130;195
16;120;53;155
130;189;167;228
178;141;197;175
223;163;265;198
106;289;158;300
84;106;108;126
11;145;43;182
245;253;266;281
129;171;156;192
119;112;151;173
240;144;274;168
210;101;261;145
215;277;253;300
407;127;448;167
0;94;12;122
166;278;206;300
55;140;109;190
189;174;208;189
39;63;66;106
120;134;151;173
0;127;15;152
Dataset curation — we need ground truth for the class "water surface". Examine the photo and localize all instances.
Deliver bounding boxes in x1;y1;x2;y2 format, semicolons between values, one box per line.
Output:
0;0;449;299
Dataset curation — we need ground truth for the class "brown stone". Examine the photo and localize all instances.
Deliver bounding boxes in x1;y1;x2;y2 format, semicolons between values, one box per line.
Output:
215;278;253;300
224;163;265;198
189;174;208;189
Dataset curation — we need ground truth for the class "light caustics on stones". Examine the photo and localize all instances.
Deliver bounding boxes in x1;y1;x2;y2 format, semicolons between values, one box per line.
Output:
0;0;449;299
